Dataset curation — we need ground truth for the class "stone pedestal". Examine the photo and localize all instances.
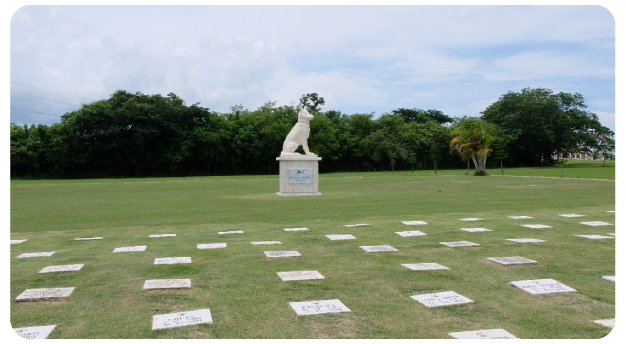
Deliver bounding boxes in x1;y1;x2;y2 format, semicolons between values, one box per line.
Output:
276;156;322;196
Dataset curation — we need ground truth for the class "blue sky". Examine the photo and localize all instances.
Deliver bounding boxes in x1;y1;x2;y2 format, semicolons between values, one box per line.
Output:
7;3;617;131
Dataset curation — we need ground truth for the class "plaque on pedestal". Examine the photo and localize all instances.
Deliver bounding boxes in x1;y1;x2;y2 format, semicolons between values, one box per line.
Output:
276;155;322;196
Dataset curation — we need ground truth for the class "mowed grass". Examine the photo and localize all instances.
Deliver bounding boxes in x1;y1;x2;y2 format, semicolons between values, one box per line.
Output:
10;165;615;339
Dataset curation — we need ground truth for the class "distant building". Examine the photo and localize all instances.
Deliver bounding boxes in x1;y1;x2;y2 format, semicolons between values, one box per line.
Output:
553;150;594;161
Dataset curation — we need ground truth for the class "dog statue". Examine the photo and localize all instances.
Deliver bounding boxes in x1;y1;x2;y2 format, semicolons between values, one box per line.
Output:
281;106;317;156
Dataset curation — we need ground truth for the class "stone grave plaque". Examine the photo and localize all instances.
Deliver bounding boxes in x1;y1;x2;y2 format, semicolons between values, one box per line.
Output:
396;230;426;237
459;218;483;221
74;237;104;241
152;309;213;330
487;256;538;266
559;214;584;217
289;299;351;315
507;238;546;243
460;228;492;232
149;234;176;238
284;227;308;231
602;276;615;283
288;168;313;184
508;216;532;219
197;243;227;249
401;221;428;225
608;233;615;236
17;251;55;258
594;319;615;328
410;291;473;307
343;223;370;227
265;251;301;258
402;263;449;271
218;230;243;234
113;245;146;252
449;328;519;339
14;325;56;339
143;279;192;290
277;270;325;281
11;239;27;244
510;278;576;294
440;241;480;247
528;185;539;187
39;264;85;273
16;287;75;302
607;211;615;213
521;224;552;229
580;221;613;226
154;257;192;265
326;234;356;240
574;234;614;239
251;241;282;245
360;245;398;252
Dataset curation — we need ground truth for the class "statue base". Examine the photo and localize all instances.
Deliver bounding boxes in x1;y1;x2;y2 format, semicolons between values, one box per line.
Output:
276;155;322;197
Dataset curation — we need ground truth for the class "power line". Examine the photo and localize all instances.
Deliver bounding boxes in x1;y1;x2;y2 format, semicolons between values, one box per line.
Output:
10;112;58;121
11;73;100;97
11;96;77;111
11;81;96;102
11;107;61;118
11;90;85;107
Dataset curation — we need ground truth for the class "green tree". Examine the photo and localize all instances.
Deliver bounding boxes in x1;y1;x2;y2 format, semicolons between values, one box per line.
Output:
299;93;325;113
450;117;495;176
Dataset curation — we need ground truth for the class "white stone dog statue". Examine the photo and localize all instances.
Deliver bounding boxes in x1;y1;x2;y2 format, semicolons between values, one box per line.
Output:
281;106;317;156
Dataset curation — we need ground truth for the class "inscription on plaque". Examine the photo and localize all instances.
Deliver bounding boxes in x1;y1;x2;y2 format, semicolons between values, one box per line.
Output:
39;264;85;273
510;278;576;294
16;287;75;302
449;329;519;339
487;256;538;266
197;243;227;249
396;230;426;237
507;238;546;243
288;168;313;184
113;245;146;252
402;263;449;271
14;325;56;339
277;270;325;281
143;279;191;290
152;309;213;330
265;251;301;258
326;234;356;240
155;257;192;265
17;252;56;258
289;299;351;315
360;245;398;252
411;291;473;307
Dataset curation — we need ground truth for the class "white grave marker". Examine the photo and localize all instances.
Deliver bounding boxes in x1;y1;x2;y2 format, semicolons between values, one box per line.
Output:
326;234;356;240
360;245;398;252
343;223;370;227
559;214;584;217
17;252;55;258
74;237;104;241
143;279;191;290
574;234;614;239
10;239;27;244
602;276;615;283
289;299;351;315
154;257;192;265
251;241;282;245
410;291;473;307
580;221;613;226
284;227;308;231
402;263;449;271
39;264;85;273
449;329;519;339
113;245;146;252
506;238;546;243
510;279;576;294
149;234;176;238
16;287;75;302
218;230;243;234
396;230;427;237
487;256;538;266
521;224;552;229
594;319;615;328
277;270;325;281
265;251;301;258
440;241;480;247
152;309;213;330
14;325;56;339
197;243;227;249
459;218;483;221
606;211;615;213
460;228;492;233
608;233;615;236
402;221;428;225
508;216;532;219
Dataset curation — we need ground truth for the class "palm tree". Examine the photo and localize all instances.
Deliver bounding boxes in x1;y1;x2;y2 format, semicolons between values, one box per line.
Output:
450;118;495;176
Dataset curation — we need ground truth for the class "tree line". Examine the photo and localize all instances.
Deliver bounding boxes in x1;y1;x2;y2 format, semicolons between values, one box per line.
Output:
10;88;613;178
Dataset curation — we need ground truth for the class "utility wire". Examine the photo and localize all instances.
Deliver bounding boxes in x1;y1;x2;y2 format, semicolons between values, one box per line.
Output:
11;81;96;102
11;73;100;97
11;91;85;107
11;107;61;118
11;112;58;121
11;96;77;111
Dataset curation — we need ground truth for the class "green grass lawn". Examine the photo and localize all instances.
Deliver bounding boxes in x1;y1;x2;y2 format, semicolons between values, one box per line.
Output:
10;163;615;338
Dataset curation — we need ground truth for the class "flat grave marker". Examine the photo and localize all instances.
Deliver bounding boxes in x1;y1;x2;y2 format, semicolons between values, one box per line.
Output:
507;238;546;243
402;263;449;271
449;329;519;339
594;319;615;328
580;221;613;226
608;233;615;236
39;264;85;273
410;291;473;307
510;278;576;294
218;230;243;234
574;234;614;240
559;214;584;217
113;245;146;252
360;245;398;252
459;218;483;221
602;276;615;283
396;230;426;237
284;227;308;232
152;309;213;330
343;223;370;227
10;239;27;244
14;325;56;339
74;237;104;241
289;299;351;316
440;241;480;247
521;224;552;229
277;270;325;281
508;216;532;219
487;256;538;266
265;251;301;258
143;279;191;290
149;234;176;238
251;241;282;245
460;228;492;233
15;287;75;302
17;251;55;258
607;211;615;213
154;257;192;265
401;221;428;225
326;234;356;240
197;243;227;249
